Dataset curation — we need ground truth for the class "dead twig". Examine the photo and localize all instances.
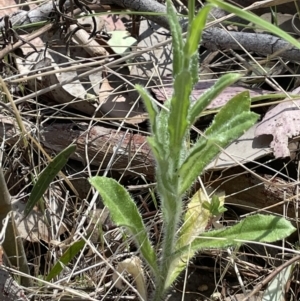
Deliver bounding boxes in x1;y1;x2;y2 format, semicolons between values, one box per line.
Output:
0;23;53;59
242;254;300;301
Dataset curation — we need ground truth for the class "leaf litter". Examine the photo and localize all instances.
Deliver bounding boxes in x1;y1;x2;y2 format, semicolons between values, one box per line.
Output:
0;1;300;301
255;98;300;158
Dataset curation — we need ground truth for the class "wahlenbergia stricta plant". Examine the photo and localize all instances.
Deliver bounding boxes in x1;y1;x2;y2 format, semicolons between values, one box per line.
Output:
89;1;296;300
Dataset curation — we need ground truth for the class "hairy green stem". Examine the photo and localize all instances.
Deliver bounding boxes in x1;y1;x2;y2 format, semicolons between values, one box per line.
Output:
153;219;178;299
152;173;183;300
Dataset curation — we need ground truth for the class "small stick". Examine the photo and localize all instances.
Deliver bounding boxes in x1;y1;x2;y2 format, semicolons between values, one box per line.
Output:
0;23;53;59
242;254;300;301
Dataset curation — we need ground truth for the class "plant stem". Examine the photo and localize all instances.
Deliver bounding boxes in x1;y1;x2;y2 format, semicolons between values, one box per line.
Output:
188;0;195;23
152;177;182;301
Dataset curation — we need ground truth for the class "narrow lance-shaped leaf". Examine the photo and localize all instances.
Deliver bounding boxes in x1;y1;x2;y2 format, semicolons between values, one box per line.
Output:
203;195;227;216
46;239;85;281
184;5;213;58
211;111;258;140
190;52;199;86
189;73;242;125
177;189;225;249
89;176;158;275
167;0;183;77
206;91;253;135
179;112;258;194
25;144;76;217
208;0;300;50
156;103;170;158
135;84;159;135
179;92;258;194
176;189;207;246
172;214;296;261
168;70;192;161
147;136;164;164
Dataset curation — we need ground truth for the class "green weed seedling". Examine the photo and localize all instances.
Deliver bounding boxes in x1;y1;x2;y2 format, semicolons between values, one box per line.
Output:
90;1;296;300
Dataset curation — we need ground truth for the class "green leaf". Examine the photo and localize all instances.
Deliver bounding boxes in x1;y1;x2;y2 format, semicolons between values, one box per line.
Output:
156;105;170;158
190;52;199;86
177;188;211;249
208;0;300;50
89;176;158;275
46;239;85;281
188;0;195;23
189;73;242;124
135;84;159;134
167;213;294;289
206;91;253;135
147;136;164;163
203;195;227;216
179;92;258;194
165;188;223;288
167;0;183;77
172;214;296;260
25;144;76;217
184;5;212;57
179;113;258;194
168;70;192;160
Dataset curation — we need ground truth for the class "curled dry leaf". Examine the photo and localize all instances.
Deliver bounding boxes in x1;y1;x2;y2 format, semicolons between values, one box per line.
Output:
16;33;146;124
15;37;103;117
112;256;147;301
255;99;300;158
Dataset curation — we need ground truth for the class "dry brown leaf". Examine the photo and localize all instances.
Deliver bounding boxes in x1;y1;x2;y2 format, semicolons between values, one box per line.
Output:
207;125;272;170
152;79;270;109
255;99;300;158
0;0;35;17
131;20;173;78
12;189;66;243
16;33;146;123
